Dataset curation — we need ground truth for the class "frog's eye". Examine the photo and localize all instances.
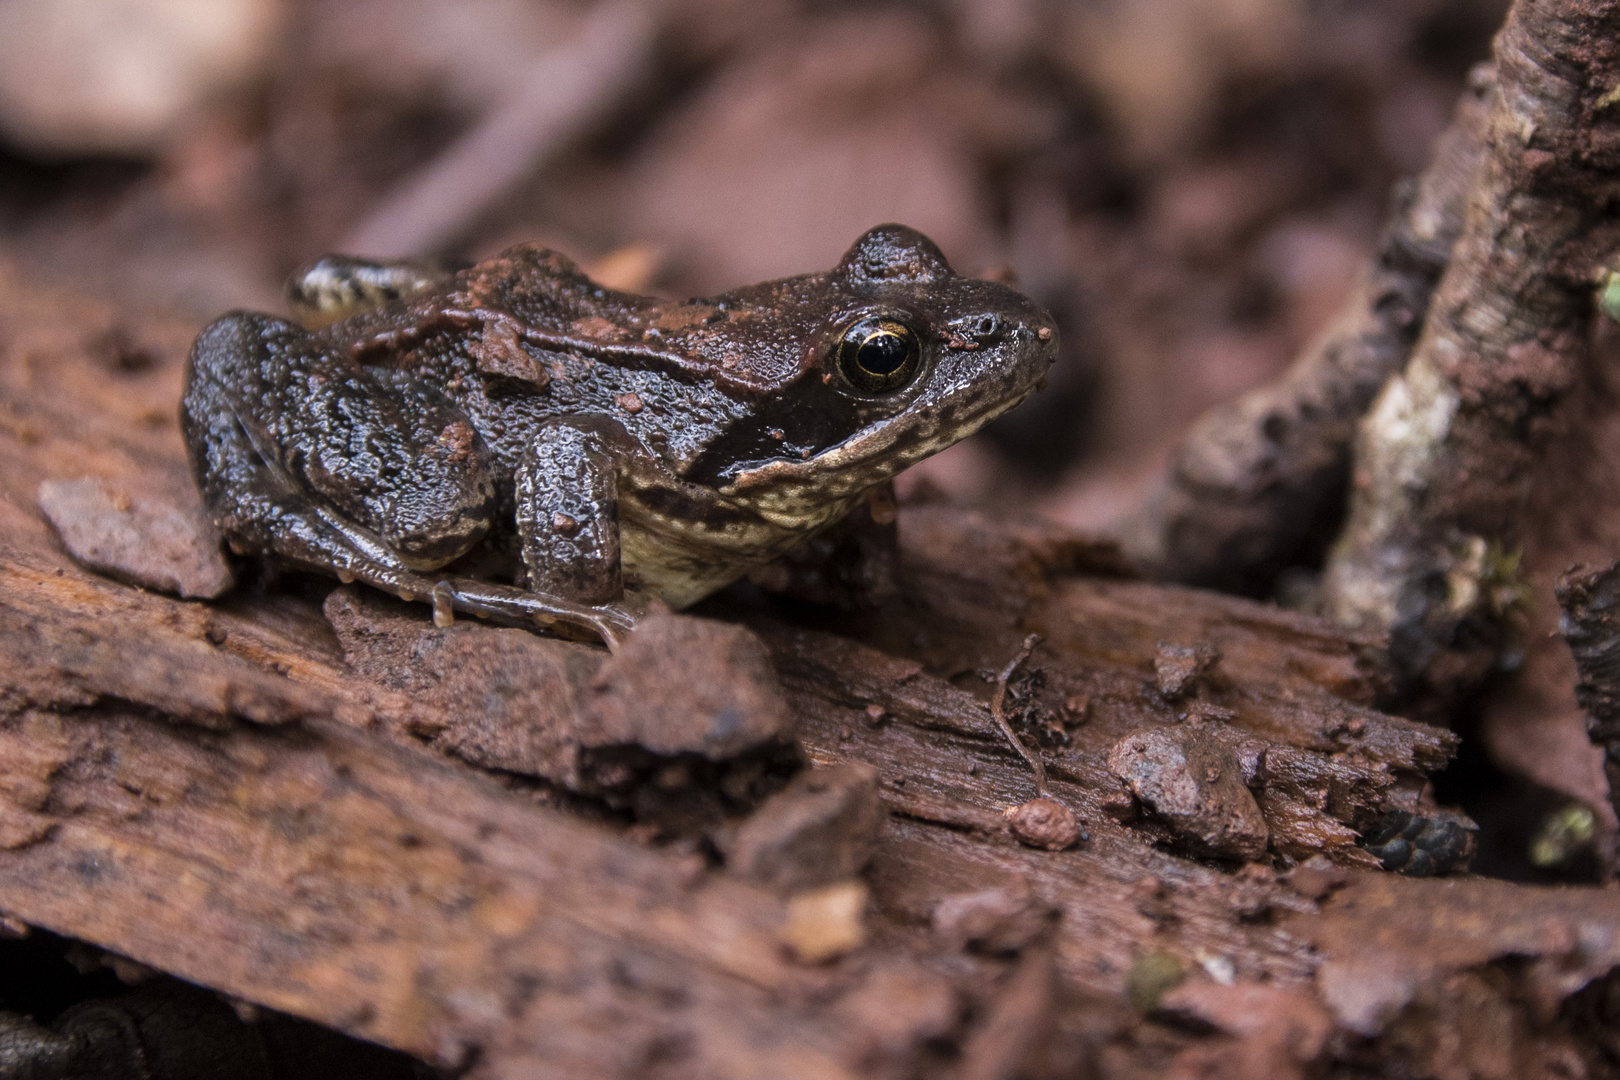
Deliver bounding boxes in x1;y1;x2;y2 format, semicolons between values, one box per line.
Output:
835;317;921;394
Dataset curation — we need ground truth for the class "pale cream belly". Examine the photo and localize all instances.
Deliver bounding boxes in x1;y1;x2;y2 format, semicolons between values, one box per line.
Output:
617;494;857;609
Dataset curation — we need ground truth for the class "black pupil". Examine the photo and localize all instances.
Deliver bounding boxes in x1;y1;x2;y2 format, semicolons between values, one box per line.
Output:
857;331;909;375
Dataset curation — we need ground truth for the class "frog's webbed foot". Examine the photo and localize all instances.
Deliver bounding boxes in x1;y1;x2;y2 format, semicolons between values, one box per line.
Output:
242;499;635;648
274;506;637;648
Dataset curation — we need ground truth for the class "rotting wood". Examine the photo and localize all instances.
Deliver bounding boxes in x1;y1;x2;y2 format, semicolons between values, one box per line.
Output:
1556;561;1620;825
3;177;1620;1075
0;707;874;1079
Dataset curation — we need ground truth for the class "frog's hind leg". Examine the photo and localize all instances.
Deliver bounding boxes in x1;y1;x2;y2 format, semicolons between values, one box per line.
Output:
184;310;497;570
181;312;633;646
186;411;632;646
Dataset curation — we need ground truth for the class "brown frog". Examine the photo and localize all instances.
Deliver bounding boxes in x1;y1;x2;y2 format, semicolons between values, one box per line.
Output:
181;225;1058;644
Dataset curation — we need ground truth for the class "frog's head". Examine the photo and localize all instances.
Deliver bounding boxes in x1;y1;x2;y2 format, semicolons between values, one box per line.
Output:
691;224;1058;527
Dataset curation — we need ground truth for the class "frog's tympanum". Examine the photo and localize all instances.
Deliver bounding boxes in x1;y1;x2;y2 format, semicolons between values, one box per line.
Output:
181;225;1058;645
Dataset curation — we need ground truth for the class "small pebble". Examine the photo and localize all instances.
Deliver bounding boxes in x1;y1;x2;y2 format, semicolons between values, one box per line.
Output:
780;881;868;963
1008;797;1083;851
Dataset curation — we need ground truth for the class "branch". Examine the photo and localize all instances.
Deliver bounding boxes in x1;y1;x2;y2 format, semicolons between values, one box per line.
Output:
1323;0;1620;702
1116;65;1495;594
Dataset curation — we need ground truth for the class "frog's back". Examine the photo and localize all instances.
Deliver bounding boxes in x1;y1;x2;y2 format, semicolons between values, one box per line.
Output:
317;247;759;478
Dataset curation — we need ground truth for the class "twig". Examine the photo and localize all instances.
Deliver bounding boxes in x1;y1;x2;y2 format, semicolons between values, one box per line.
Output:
340;0;662;259
990;633;1048;796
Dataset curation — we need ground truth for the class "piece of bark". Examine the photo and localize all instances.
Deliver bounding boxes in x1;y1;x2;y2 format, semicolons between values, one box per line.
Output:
1117;64;1496;595
324;584;600;769
585;607;795;759
1293;871;1620;1045
957;949;1055;1080
721;763;885;892
1324;0;1620;706
931;882;1053;956
0;706;886;1078
1107;727;1270;862
833;960;961;1069
1;557;346;730
325;587;795;801
1153;642;1221;701
1256;744;1394;866
36;476;233;599
1160;981;1333;1080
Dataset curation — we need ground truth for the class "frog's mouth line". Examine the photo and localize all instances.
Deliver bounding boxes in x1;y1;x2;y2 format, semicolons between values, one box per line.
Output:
717;371;1041;522
820;324;1056;478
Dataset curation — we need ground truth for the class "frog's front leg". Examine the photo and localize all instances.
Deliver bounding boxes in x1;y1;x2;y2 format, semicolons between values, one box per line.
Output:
513;419;627;606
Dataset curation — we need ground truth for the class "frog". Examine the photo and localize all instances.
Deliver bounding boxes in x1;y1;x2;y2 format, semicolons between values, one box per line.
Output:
180;224;1059;646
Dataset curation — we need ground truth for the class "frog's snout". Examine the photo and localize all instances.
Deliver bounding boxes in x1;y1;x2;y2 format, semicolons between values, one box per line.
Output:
1039;327;1059;365
1011;313;1058;379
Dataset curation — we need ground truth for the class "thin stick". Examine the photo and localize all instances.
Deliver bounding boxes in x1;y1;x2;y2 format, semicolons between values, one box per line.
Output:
341;0;661;259
990;633;1048;796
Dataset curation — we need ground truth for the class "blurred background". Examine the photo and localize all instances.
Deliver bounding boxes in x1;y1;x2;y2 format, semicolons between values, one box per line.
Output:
0;0;1507;526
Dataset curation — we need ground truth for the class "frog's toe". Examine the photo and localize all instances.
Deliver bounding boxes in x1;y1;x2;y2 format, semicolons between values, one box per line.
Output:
591;605;639;652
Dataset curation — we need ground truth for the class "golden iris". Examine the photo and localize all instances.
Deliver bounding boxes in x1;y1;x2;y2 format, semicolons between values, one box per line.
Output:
835;317;921;393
